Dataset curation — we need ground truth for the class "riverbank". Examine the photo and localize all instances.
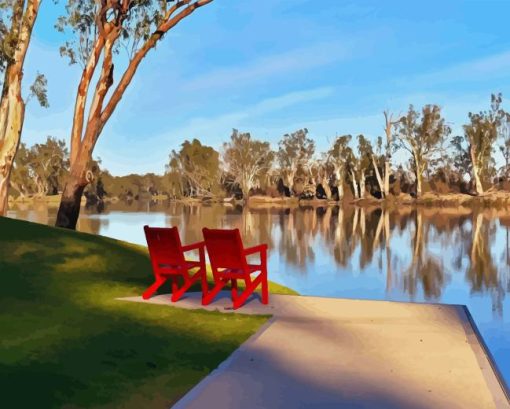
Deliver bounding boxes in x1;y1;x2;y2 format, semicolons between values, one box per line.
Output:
0;216;296;408
8;190;510;210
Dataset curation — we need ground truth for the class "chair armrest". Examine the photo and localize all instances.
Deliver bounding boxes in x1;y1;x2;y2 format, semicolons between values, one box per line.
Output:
182;241;205;252
244;244;268;256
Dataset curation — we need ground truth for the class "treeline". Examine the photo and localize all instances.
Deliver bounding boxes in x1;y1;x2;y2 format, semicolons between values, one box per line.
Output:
167;94;510;200
9;94;510;203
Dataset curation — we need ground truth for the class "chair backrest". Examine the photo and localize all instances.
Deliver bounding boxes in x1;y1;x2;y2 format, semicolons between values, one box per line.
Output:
144;225;186;268
202;228;248;271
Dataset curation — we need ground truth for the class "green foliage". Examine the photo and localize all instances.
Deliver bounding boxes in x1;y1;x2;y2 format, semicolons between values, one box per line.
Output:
10;136;69;197
223;129;274;197
27;72;49;108
278;128;315;171
395;104;451;190
168;139;221;197
55;0;206;66
464;93;506;183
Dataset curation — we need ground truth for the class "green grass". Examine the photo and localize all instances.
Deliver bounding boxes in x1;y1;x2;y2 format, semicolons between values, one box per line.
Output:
0;216;297;408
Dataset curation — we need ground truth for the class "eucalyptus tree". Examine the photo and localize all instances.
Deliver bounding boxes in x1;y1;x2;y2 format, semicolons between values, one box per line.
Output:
169;138;220;197
0;0;47;214
277;128;315;194
328;134;352;200
497;108;510;179
30;136;69;195
380;111;400;197
9;136;69;197
54;0;214;229
463;94;506;194
223;129;274;199
9;142;34;198
355;134;373;199
394;104;450;197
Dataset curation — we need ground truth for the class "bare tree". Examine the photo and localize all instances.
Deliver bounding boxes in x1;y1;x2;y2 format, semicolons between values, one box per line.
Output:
54;0;214;229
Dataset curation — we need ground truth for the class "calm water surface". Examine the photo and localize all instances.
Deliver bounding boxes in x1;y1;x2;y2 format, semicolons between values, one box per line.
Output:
7;200;510;389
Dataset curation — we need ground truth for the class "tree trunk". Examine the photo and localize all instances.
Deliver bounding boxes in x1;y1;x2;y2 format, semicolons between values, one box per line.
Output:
383;160;391;197
359;169;366;199
335;168;344;201
372;156;384;198
351;170;359;199
416;173;422;197
55;159;89;229
470;146;484;195
413;152;422;197
0;81;25;215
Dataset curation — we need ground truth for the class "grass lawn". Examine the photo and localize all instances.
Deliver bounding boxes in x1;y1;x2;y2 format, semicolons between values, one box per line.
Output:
0;216;297;408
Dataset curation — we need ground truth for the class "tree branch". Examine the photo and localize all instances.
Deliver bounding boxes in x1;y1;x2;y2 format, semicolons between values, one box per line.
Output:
100;0;213;125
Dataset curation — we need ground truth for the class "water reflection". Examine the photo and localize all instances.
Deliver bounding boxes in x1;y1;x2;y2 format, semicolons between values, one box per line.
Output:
6;200;510;388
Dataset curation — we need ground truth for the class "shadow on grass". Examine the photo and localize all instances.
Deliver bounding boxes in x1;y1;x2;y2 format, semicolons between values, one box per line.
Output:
0;217;271;407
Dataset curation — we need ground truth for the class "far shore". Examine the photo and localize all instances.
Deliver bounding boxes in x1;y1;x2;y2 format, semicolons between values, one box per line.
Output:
7;190;510;209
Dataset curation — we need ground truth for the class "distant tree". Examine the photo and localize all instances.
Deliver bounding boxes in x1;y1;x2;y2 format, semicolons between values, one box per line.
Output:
277;128;315;194
498;108;510;179
328;134;354;200
223;129;274;198
355;134;374;199
54;0;214;229
9;136;68;197
394;104;450;197
164;156;184;198
9;142;34;198
30;137;69;196
169;139;221;197
380;111;400;197
0;0;47;214
463;94;505;194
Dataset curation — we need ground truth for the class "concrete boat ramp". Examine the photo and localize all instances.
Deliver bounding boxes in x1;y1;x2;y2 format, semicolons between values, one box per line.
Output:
117;292;510;409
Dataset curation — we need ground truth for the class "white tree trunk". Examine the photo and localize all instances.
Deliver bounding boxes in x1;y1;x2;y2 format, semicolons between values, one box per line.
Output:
470;147;484;195
372;155;384;198
384;160;391;197
359;169;366;199
351;170;359;199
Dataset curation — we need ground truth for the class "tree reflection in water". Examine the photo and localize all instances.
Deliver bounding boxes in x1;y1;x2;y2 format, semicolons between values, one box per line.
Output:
6;200;510;316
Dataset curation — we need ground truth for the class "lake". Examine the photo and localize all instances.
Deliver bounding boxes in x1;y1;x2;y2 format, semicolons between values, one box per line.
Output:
7;200;510;390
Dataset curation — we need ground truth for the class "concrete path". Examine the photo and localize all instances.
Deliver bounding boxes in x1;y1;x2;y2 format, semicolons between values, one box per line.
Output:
117;292;510;409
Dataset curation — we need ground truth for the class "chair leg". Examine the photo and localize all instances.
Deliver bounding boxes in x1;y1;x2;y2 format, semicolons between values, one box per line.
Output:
172;270;203;302
171;276;179;302
233;276;261;310
231;279;238;301
261;270;269;305
200;268;209;305
142;276;167;300
203;279;227;305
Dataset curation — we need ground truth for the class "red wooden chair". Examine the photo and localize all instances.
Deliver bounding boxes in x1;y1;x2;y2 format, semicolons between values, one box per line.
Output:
143;225;207;303
202;227;269;310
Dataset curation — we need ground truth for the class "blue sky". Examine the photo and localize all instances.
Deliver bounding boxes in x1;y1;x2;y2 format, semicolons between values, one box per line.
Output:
22;0;510;175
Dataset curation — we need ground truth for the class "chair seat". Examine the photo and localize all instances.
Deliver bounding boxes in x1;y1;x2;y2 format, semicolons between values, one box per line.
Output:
158;260;202;273
217;264;262;277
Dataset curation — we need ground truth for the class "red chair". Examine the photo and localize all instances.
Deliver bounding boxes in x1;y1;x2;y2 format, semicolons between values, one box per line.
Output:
202;228;269;310
143;225;207;303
